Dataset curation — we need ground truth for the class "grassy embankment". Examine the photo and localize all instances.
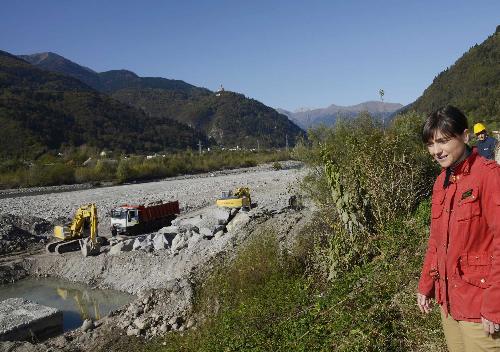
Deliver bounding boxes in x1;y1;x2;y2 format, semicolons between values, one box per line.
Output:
0;149;291;189
108;111;448;351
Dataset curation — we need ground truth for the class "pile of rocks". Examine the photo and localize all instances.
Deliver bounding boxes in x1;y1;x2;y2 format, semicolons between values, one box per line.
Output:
115;280;195;339
108;206;235;256
0;214;52;255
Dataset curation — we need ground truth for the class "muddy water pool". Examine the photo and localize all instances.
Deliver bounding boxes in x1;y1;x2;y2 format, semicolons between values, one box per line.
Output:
0;277;134;331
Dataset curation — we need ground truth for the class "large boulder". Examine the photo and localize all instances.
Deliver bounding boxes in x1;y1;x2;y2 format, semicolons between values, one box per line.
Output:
109;239;134;255
226;212;251;233
171;234;187;252
152;233;170;251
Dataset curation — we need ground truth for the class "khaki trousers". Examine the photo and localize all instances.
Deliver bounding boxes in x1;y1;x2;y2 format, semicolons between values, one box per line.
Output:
441;309;500;351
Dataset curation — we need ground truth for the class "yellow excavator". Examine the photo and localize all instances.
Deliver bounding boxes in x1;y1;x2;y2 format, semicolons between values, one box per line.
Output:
216;187;251;210
47;203;102;256
56;287;101;321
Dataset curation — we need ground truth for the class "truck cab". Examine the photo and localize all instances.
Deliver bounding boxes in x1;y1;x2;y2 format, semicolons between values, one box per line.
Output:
110;206;140;235
109;201;179;236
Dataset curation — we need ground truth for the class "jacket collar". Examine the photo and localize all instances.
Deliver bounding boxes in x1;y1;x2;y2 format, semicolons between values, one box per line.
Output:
452;147;477;176
442;147;477;188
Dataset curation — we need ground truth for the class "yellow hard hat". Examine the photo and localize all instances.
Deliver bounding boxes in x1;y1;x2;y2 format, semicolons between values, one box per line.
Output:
473;123;486;135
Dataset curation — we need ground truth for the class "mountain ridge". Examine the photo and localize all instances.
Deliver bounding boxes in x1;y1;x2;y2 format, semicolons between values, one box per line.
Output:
0;50;207;160
407;28;499;128
20;51;305;148
279;101;403;129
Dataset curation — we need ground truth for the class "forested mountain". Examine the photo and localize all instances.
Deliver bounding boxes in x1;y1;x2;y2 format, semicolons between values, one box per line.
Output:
19;52;102;90
20;52;207;95
0;51;206;160
409;26;500;127
279;101;403;129
20;52;305;148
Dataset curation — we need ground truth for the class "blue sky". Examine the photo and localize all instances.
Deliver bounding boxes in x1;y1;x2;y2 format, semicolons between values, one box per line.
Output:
1;0;498;110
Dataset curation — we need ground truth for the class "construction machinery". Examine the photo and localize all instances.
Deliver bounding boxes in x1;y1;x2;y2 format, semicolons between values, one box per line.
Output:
47;203;102;256
56;287;101;321
216;187;251;210
110;200;180;236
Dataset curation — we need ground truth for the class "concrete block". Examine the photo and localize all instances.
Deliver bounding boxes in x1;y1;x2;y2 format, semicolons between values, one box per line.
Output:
0;298;63;342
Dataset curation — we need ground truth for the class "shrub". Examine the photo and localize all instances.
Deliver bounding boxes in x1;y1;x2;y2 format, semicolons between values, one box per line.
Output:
27;163;75;186
272;161;283;170
116;159;136;183
300;112;438;279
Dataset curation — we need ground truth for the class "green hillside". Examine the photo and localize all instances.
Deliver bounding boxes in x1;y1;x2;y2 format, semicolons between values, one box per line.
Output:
21;52;305;148
113;89;304;148
410;27;500;128
0;51;206;160
19;52;103;90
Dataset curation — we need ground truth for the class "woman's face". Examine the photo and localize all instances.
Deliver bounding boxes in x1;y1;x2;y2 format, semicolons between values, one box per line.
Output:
426;129;469;168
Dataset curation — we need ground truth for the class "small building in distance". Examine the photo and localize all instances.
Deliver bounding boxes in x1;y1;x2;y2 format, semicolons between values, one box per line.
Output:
215;84;225;97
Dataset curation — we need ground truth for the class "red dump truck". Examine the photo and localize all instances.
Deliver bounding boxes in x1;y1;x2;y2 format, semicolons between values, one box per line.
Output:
110;200;180;236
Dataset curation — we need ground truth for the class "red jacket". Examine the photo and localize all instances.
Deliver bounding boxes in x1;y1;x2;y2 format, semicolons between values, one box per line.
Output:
418;148;500;323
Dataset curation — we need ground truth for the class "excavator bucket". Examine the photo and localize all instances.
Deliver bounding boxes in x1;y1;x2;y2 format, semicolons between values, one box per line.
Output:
79;238;101;257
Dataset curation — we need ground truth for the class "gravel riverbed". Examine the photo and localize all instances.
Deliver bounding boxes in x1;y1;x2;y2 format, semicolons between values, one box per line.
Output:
0;162;312;351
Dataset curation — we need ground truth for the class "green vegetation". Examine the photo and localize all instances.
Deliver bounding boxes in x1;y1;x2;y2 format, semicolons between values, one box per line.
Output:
20;52;305;149
112;90;305;149
0;50;206;160
108;112;446;352
0;149;292;188
410;28;500;130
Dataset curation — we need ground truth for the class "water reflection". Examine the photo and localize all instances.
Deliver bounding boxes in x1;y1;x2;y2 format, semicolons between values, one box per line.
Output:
0;277;134;331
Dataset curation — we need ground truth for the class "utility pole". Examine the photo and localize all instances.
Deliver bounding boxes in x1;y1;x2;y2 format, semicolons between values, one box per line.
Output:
379;89;385;129
198;140;202;155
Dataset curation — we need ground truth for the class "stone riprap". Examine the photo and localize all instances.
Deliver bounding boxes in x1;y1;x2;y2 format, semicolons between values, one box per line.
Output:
0;298;63;342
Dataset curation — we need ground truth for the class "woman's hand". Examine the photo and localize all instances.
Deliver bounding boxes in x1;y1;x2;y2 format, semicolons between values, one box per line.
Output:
481;316;500;336
417;293;432;314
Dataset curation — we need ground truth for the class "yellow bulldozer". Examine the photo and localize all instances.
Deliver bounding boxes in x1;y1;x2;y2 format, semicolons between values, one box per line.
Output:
47;203;103;256
216;187;251;210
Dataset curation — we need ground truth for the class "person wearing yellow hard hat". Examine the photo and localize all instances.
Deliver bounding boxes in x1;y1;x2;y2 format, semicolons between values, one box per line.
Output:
474;122;497;160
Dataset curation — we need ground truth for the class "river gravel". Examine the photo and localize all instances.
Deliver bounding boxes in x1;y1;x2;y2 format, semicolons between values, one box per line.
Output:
0;162;305;235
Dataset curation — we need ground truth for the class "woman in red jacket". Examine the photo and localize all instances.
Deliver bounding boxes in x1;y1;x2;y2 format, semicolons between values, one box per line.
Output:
417;105;500;351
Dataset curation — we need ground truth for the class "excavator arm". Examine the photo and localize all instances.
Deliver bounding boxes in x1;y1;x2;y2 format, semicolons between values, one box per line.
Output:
49;204;100;256
69;204;98;240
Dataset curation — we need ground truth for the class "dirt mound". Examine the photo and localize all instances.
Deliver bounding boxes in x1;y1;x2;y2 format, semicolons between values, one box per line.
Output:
0;214;52;255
